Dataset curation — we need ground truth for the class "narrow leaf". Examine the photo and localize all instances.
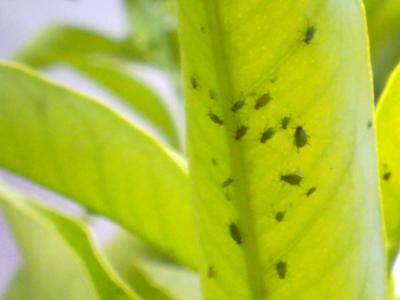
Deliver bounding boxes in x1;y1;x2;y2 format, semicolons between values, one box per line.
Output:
0;183;137;300
0;61;198;269
179;0;385;299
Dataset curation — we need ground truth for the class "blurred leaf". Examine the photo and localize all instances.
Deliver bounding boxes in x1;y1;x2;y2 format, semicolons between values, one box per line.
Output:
364;0;400;97
376;63;400;268
16;26;179;147
0;182;138;300
179;0;385;299
0;61;198;269
105;233;202;300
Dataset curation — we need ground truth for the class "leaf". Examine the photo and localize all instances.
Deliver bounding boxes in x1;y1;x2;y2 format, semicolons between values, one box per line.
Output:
0;182;138;300
15;26;179;146
376;63;400;268
178;0;386;299
364;0;400;96
0;61;198;269
105;233;202;300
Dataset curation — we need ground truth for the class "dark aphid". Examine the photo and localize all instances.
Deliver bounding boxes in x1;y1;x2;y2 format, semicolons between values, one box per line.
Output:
306;187;317;197
383;172;392;181
200;26;206;33
275;211;285;222
235;125;248;140
209;89;216;100
281;116;291;130
367;120;373;129
190;76;198;89
294;126;309;149
208;112;224;125
254;93;272;110
211;157;218;166
207;265;215;278
260;128;276;143
229;222;242;245
304;26;316;44
221;177;234;188
231;100;245;112
280;173;302;186
276;261;287;279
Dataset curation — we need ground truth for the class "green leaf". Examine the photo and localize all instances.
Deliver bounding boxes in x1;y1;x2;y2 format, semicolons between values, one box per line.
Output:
376;63;400;267
15;26;179;147
178;0;386;299
0;182;138;300
364;0;400;96
105;233;202;300
15;26;139;67
0;61;198;269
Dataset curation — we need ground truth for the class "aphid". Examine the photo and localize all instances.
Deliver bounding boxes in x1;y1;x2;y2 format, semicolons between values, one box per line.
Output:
254;93;272;110
235;125;248;140
275;211;285;222
190;76;198;89
304;26;316;44
221;177;234;188
207;265;215;278
306;187;317;197
294;126;309;149
281;116;291;130
36;100;46;115
275;261;287;279
229;222;242;245
208;112;224;125
200;26;206;33
231;99;245;112
280;173;302;186
211;158;218;166
367;120;373;129
209;89;216;100
260;128;275;143
225;193;231;201
383;172;392;181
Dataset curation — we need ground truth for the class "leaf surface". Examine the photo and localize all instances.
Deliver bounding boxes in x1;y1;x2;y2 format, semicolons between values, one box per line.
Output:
178;0;386;299
0;61;198;269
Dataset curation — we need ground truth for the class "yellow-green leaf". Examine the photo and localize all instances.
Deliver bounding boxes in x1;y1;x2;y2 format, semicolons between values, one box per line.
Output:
376;63;400;267
0;182;138;300
0;61;198;269
179;0;386;299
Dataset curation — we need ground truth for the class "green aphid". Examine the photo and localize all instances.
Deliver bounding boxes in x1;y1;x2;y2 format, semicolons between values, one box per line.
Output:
275;211;285;222
260;128;275;143
190;76;198;89
221;177;234;188
281;116;291;130
231;100;245;112
304;26;316;44
229;222;242;245
306;187;316;197
276;261;287;279
254;93;272;110
294;126;309;149
208;112;224;125
280;173;302;186
235;125;248;140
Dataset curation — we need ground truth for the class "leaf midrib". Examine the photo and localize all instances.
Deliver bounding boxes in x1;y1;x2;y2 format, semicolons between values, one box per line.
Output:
201;1;264;298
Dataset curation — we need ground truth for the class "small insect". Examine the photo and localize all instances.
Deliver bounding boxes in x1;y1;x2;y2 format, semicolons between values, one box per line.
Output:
254;93;272;110
225;193;231;201
260;128;275;143
275;211;285;222
294;126;309;149
306;187;317;197
200;26;206;33
211;158;218;166
275;261;287;279
207;265;215;278
304;26;316;44
383;172;392;181
280;173;303;186
235;125;248;140
281;116;291;130
367;120;373;129
190;76;198;89
221;177;234;188
229;222;242;245
209;89;216;100
231;99;245;112
208;112;224;125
